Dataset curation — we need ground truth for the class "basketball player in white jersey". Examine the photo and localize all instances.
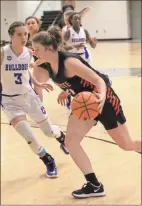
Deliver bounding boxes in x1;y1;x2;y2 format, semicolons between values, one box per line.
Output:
63;12;97;65
62;8;91;36
0;21;69;178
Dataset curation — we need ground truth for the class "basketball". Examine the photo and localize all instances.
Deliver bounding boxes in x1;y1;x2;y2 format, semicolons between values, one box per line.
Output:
71;91;100;121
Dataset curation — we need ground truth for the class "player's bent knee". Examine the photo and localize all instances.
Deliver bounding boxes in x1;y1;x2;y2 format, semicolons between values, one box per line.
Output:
11;115;26;127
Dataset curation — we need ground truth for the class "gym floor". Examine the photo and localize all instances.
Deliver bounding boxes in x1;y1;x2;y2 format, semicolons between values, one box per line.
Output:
1;41;141;205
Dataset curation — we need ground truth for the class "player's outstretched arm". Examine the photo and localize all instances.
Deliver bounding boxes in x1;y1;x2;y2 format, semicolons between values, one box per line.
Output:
29;71;53;92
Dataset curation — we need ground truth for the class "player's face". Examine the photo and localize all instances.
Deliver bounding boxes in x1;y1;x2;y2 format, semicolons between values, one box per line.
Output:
32;43;49;60
72;14;81;28
26;18;40;33
10;26;28;47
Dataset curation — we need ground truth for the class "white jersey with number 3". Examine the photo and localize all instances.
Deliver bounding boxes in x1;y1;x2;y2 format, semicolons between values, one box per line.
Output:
1;45;32;95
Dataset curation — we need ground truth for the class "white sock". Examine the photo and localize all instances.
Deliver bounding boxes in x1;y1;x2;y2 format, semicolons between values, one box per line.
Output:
15;120;46;156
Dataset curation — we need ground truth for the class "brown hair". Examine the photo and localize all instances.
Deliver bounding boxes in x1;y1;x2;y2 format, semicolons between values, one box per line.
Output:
8;21;25;36
32;25;62;50
25;16;41;26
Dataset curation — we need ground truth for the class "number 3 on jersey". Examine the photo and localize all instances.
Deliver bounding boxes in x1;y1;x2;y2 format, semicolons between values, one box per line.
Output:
14;73;22;84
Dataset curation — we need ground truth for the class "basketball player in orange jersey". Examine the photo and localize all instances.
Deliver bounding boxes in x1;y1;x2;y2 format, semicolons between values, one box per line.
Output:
31;26;141;199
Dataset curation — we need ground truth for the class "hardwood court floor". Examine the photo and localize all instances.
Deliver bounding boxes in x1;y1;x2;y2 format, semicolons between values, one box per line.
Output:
1;42;141;205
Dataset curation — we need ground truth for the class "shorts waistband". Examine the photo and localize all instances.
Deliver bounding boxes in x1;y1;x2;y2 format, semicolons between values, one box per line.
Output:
1;94;21;97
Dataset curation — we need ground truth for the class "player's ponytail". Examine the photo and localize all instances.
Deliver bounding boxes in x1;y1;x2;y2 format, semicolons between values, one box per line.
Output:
33;25;63;50
48;25;62;47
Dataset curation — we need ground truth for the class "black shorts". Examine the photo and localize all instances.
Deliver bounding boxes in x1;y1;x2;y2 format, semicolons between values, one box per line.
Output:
96;87;126;130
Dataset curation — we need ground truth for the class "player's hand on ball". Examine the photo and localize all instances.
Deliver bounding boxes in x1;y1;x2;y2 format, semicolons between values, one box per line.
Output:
57;91;69;106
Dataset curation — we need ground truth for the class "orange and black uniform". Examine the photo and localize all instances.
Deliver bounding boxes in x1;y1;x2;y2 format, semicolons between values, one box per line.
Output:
47;51;126;130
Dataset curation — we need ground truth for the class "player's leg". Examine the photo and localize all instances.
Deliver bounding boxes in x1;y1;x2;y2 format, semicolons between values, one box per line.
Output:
65;114;105;198
29;66;49;128
107;123;141;152
2;99;58;178
26;89;69;154
11;116;58;178
99;87;141;153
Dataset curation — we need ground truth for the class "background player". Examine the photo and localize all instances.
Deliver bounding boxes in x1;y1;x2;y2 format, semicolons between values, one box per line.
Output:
63;12;97;64
25;16;50;102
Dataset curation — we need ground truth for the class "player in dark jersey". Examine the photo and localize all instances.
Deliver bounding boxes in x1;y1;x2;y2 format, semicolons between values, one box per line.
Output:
31;26;141;199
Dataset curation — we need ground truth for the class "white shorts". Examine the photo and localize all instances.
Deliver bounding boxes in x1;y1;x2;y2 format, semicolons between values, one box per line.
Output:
1;89;48;122
80;49;93;65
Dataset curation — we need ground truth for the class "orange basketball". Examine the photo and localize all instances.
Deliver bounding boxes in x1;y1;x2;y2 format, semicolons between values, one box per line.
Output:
71;91;100;121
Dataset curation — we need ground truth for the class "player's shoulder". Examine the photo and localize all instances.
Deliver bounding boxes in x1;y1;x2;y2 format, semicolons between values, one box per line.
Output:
60;51;81;59
28;48;33;55
61;51;81;65
0;44;11;64
2;44;9;52
0;46;4;53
